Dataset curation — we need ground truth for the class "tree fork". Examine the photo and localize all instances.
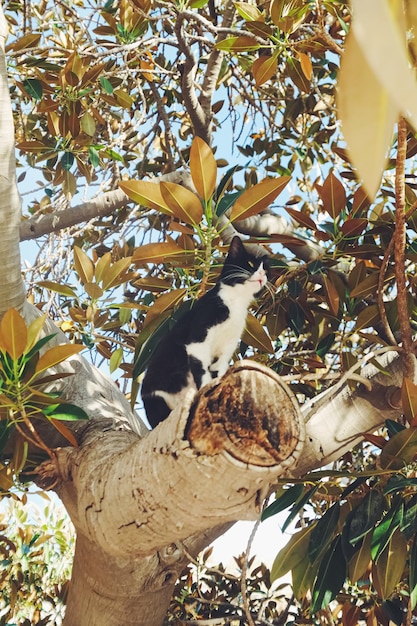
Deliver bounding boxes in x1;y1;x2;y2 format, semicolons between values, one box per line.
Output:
36;361;304;626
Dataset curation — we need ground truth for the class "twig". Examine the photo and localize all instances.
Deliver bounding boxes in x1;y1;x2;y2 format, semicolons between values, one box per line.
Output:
394;117;417;380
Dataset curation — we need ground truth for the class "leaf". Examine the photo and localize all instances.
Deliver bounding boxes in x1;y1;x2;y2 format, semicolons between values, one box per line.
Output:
80;112;96;136
371;500;403;561
297;51;312;80
11;32;42;51
282;485;318;533
308;504;340;563
311;536;346;613
215;35;260;52
37;280;78;298
351;0;417;133
286;56;311;92
119;180;172;214
132;241;186;265
23;78;43;101
355;304;379;331
270;525;313;581
35;344;84;374
340;218;368;238
402;377;417;424
261;484;304;521
73;246;94;285
345;490;386;546
380;427;417;469
160;182;203;225
234;2;263;21
101;257;132;290
189;136;217;201
252;54;278;86
317;172;346;219
230;176;290;221
337;27;398;199
316;333;335;358
285;207;317;230
372;528;407;599
47;403;89;421
400;494;417;539
25;315;47;355
410;534;417;609
323;275;340;317
0;308;28;359
348;531;372;584
143;288;187;329
48;419;79;447
109;347;124;373
242;314;273;352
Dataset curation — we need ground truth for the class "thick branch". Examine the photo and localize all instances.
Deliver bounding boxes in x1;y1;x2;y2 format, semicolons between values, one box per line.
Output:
19;188;131;241
0;7;26;311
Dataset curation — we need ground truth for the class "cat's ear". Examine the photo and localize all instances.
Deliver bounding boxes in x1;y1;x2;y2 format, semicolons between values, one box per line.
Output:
227;236;245;258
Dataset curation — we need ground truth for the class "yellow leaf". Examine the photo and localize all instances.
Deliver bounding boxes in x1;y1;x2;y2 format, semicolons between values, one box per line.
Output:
402;377;417;424
143;288;187;328
132;241;187;265
270;526;313;581
11;435;28;474
0;308;28;359
215;35;260;52
373;529;407;598
230;176;290;221
84;282;104;299
350;0;417;131
252;54;278;86
10;33;41;52
73;246;94;285
234;2;263;21
190;137;217;201
242;314;273;352
119;180;172;214
25;314;47;354
0;465;14;491
114;88;134;109
160;182;203;225
35;344;84;374
297;51;312;80
101;257;132;290
337;30;398;200
94;252;112;285
348;531;372;583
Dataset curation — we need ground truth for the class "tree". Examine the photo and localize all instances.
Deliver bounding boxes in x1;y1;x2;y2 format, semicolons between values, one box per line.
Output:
1;0;417;623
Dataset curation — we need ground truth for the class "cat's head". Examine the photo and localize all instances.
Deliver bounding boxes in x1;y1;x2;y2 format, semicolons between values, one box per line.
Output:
220;236;269;295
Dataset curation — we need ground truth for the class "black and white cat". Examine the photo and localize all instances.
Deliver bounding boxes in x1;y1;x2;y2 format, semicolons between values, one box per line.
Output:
141;236;269;428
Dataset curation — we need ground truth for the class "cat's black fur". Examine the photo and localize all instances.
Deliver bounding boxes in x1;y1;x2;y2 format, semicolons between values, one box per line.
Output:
141;236;269;428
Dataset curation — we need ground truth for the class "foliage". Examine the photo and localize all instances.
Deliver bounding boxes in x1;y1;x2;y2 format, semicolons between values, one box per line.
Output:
0;494;74;625
165;549;294;625
5;0;417;623
0;308;87;490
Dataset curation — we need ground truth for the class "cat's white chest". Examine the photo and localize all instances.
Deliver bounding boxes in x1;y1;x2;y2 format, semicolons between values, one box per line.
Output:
186;283;253;384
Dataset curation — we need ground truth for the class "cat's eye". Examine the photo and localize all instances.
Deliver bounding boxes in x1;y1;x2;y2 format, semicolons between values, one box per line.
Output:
248;261;255;269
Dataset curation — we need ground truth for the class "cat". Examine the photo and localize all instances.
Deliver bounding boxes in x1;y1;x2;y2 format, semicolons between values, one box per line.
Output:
141;236;269;428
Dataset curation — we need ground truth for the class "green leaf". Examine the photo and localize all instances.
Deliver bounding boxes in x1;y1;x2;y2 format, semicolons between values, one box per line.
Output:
282;485;318;533
308;504;340;563
400;493;417;539
261;484;304;521
100;76;114;94
370;499;403;560
23;78;43;100
316;333;335;358
373;528;407;599
311;536;346;613
344;490;386;547
45;403;89;421
61;152;74;171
